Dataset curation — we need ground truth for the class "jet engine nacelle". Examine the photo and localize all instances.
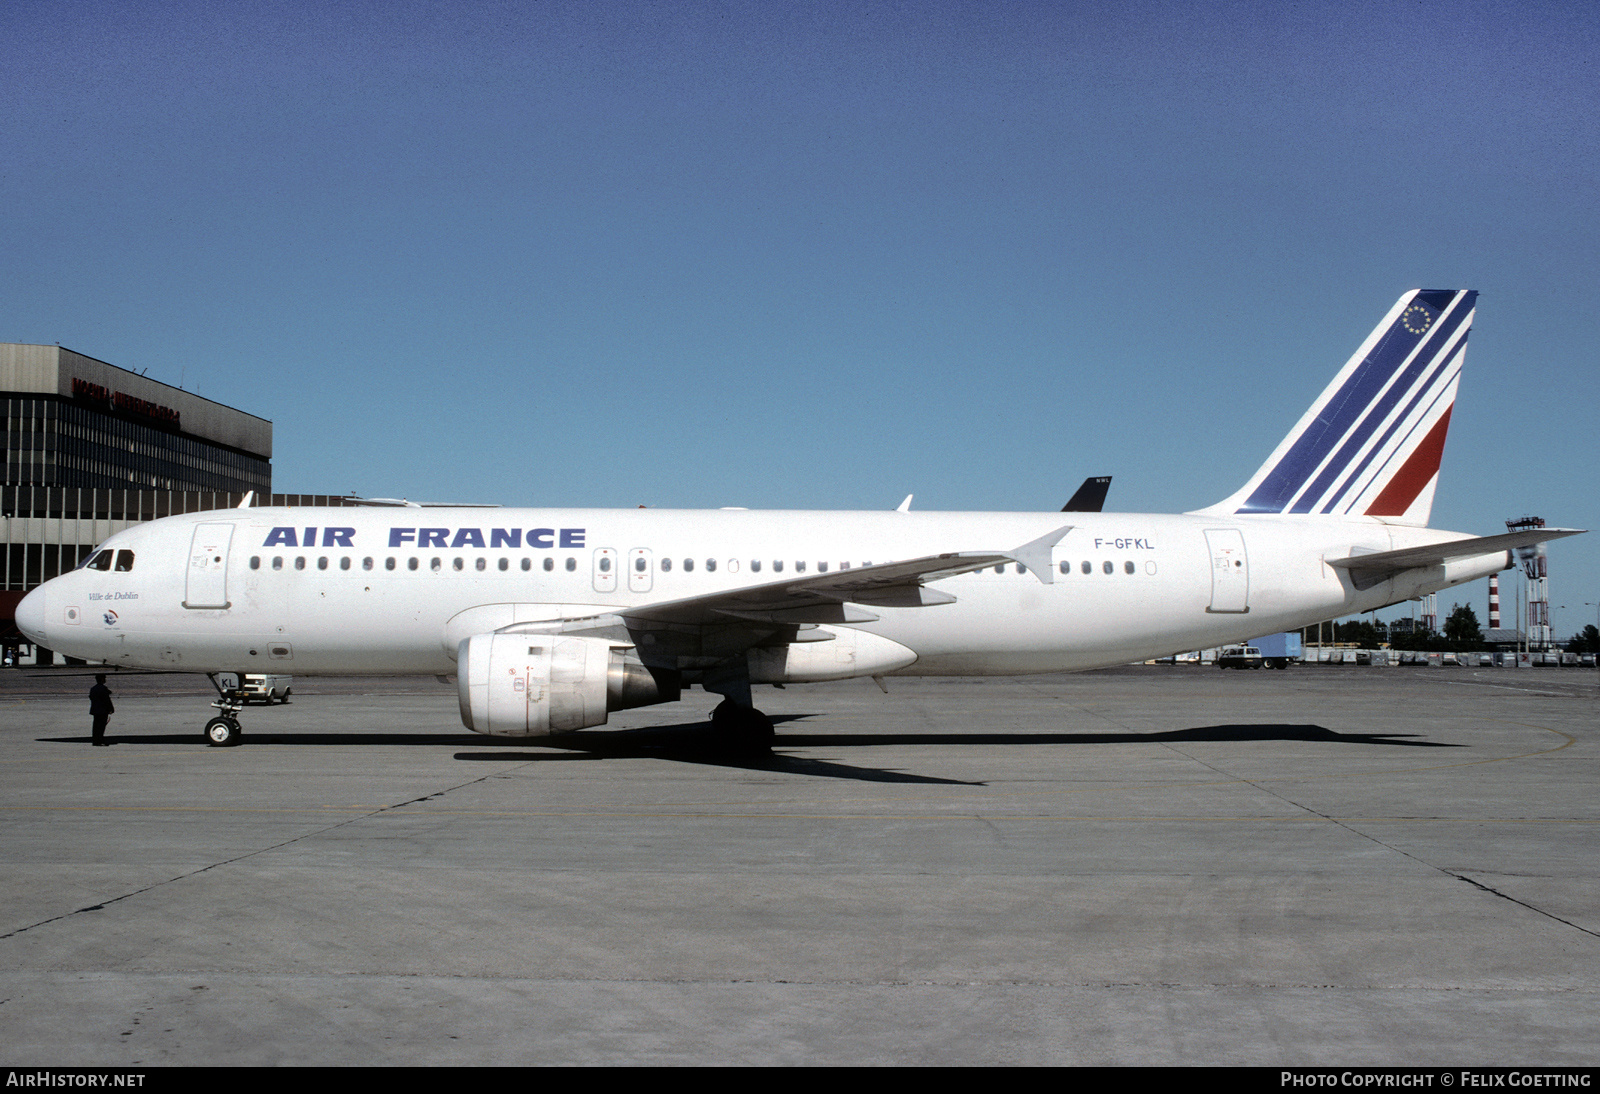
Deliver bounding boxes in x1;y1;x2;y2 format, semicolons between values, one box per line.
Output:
457;633;667;736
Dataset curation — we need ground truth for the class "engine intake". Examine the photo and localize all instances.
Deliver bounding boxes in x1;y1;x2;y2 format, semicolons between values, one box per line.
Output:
457;633;669;736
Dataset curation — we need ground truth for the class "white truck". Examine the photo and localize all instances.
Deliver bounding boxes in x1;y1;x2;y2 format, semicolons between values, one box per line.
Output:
1216;645;1266;670
242;674;293;704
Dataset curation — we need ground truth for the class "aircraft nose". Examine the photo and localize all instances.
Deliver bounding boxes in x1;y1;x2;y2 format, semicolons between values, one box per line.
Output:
14;585;47;645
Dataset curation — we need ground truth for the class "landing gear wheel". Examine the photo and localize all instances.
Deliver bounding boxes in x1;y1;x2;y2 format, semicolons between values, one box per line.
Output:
204;717;241;747
709;700;774;753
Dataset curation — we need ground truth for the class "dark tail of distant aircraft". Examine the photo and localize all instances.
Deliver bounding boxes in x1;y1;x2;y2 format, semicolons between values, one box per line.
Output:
1061;476;1111;513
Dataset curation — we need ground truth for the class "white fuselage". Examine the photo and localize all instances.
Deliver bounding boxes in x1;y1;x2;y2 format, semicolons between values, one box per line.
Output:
18;506;1505;677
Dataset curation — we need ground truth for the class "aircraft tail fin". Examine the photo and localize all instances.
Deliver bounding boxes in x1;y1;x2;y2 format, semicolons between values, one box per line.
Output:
1062;476;1111;513
1198;289;1476;527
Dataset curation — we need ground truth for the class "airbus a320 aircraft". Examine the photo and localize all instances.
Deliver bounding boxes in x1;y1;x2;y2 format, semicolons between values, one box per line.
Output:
14;290;1581;749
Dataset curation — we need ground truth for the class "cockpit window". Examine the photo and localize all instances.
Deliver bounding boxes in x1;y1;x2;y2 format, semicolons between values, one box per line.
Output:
114;550;135;572
85;550;113;571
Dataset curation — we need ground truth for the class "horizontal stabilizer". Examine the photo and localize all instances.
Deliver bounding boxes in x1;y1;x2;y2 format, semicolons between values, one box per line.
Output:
1325;528;1585;588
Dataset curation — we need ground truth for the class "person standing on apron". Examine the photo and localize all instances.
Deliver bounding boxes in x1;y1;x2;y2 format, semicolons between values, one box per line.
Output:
89;674;114;746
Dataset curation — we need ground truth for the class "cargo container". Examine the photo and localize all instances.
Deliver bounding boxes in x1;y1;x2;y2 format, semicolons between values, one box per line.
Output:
1249;632;1302;669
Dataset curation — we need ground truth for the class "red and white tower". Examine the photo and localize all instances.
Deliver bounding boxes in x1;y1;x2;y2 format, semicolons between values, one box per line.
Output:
1488;573;1501;631
1507;516;1551;650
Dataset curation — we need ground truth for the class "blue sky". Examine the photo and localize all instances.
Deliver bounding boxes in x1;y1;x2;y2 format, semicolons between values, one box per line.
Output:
5;1;1597;635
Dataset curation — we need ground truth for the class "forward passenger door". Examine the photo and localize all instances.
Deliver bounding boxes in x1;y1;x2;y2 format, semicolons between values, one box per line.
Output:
184;523;235;609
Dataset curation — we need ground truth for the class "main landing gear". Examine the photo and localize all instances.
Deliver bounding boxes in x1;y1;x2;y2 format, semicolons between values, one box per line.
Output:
202;673;247;747
708;699;775;754
699;658;775;754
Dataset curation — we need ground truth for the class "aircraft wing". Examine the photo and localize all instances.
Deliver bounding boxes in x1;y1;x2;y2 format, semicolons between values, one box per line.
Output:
1325;527;1585;587
622;525;1073;628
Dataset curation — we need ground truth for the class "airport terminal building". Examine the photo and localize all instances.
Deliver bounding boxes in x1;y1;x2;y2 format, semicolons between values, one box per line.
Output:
3;345;295;655
3;344;273;495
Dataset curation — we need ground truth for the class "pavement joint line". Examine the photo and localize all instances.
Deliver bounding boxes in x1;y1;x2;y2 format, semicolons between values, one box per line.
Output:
3;804;1594;822
1446;873;1600;940
0;759;541;943
13;969;1600;993
1439;679;1590;698
1160;737;1600;942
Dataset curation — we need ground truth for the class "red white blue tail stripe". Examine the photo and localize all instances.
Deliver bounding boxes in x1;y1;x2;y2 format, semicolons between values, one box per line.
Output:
1204;289;1475;527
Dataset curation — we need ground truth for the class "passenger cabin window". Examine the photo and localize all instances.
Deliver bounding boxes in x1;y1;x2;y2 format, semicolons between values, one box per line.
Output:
1081;560;1092;574
520;558;529;571
818;562;828;572
634;557;646;572
432;558;442;572
1102;560;1113;574
453;558;463;571
661;558;672;572
795;561;806;573
340;557;351;571
705;559;716;572
295;557;306;571
684;558;694;572
272;557;284;571
773;561;783;572
408;558;419;571
564;558;576;572
543;558;554;572
363;557;374;571
751;560;761;572
599;557;612;573
250;556;261;570
1059;561;1069;574
386;558;396;570
1124;560;1135;574
317;557;328;570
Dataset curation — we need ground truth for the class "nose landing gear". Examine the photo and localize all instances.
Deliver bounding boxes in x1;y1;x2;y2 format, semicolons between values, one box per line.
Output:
203;673;247;746
204;715;241;746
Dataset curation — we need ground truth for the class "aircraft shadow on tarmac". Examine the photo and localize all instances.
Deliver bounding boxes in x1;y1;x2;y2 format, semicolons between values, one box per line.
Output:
452;716;990;785
39;719;1458;786
467;718;1460;783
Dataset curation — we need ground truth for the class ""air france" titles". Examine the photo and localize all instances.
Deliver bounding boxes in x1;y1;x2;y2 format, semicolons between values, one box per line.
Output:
261;527;587;549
